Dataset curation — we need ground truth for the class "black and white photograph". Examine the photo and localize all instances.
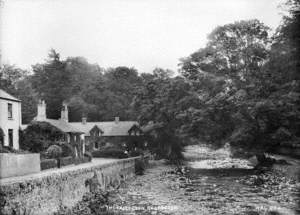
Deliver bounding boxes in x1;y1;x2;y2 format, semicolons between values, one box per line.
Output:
0;0;299;214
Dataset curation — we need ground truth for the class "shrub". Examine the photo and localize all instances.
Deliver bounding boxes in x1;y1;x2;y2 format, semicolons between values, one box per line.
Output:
0;145;29;154
74;157;90;165
129;148;144;157
84;151;93;161
92;148;128;159
41;159;57;170
135;159;145;175
46;145;62;159
21;121;64;152
60;142;75;157
59;156;74;166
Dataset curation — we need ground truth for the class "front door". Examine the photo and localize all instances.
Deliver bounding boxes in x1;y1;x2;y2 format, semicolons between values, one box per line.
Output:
8;129;13;148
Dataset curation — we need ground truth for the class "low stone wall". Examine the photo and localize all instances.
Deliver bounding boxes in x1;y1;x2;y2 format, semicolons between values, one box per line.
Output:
0;153;40;179
0;157;143;215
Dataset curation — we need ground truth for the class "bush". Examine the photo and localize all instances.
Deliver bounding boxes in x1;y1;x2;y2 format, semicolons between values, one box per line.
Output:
135;159;145;175
41;159;57;170
74;157;90;165
60;142;75;157
0;145;29;154
129;148;144;157
59;156;74;166
46;145;62;159
21;121;64;152
84;151;93;161
92;148;128;159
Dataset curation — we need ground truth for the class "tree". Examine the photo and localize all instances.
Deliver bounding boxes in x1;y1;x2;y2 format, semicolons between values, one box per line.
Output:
180;20;281;157
0;64;28;95
133;68;198;163
31;49;71;119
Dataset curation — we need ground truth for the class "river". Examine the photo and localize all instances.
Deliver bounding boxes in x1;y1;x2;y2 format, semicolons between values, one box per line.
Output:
108;145;300;215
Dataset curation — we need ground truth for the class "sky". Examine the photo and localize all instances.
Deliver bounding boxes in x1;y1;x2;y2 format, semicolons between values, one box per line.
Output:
1;0;284;73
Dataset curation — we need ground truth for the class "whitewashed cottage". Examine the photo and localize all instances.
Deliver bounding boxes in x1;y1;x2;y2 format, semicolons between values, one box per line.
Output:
0;89;22;149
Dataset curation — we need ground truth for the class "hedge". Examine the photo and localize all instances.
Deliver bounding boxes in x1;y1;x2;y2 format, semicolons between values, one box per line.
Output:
59;156;74;167
92;148;128;159
74;157;90;165
41;159;57;170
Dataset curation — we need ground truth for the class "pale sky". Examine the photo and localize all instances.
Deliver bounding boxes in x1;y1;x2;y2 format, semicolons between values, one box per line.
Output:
1;0;284;73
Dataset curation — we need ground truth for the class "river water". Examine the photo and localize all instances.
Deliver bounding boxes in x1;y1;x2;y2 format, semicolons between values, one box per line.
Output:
108;145;300;215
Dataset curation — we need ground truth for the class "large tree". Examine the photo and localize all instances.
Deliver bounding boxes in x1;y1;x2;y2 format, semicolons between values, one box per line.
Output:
133;68;198;163
179;18;299;157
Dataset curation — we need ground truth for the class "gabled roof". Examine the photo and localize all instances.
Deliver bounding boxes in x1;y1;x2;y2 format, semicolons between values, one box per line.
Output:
70;121;140;136
35;119;84;134
0;89;21;102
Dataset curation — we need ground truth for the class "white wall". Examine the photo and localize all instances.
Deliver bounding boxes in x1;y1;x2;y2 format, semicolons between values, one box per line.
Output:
0;153;40;178
0;98;21;149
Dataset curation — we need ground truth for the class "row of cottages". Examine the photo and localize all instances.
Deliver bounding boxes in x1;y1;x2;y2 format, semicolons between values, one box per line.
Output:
33;100;143;153
0;89;22;149
0;87;143;152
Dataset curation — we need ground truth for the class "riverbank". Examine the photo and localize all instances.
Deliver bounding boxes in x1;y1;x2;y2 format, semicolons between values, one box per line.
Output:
106;146;300;215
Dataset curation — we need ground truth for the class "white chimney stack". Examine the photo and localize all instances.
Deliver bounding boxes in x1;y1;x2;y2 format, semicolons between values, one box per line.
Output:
36;100;46;121
82;116;87;124
115;117;119;124
60;102;69;122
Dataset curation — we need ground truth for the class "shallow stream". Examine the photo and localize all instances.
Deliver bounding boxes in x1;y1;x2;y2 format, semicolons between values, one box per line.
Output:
109;145;300;215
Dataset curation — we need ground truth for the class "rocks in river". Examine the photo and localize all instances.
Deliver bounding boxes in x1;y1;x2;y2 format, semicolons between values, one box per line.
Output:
185;187;196;192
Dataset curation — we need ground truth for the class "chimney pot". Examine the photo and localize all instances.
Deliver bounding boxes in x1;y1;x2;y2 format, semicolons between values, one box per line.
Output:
60;102;69;122
37;99;46;121
82;116;87;124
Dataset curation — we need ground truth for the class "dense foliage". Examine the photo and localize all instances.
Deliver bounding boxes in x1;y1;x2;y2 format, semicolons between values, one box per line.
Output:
92;148;129;159
21;122;64;152
1;0;299;159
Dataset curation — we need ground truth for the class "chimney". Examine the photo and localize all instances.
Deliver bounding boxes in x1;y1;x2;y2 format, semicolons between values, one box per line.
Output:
37;100;46;121
82;116;87;125
115;117;119;124
60;101;69;122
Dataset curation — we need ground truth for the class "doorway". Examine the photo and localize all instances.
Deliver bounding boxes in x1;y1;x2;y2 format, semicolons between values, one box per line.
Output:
8;129;13;148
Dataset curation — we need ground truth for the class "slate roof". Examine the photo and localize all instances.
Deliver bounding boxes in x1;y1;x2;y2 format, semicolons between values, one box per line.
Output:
35;119;84;134
70;121;139;136
0;89;21;102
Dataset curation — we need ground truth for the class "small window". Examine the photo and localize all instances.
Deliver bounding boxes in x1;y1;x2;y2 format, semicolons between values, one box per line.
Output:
8;103;13;119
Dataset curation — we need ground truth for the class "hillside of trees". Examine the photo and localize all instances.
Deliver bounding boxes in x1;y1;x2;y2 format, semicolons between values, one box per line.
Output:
0;0;299;159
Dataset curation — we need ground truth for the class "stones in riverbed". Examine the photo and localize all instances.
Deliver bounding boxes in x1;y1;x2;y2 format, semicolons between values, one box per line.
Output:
185;187;197;192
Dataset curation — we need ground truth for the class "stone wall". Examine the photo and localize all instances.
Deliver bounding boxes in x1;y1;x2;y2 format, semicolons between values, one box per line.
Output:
0;157;142;215
0;153;40;179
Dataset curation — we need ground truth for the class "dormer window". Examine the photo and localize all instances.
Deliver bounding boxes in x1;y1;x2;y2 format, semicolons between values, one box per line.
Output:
8;103;13;119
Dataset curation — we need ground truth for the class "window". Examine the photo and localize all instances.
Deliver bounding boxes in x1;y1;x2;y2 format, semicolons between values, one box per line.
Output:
8;129;13;148
8;103;13;119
